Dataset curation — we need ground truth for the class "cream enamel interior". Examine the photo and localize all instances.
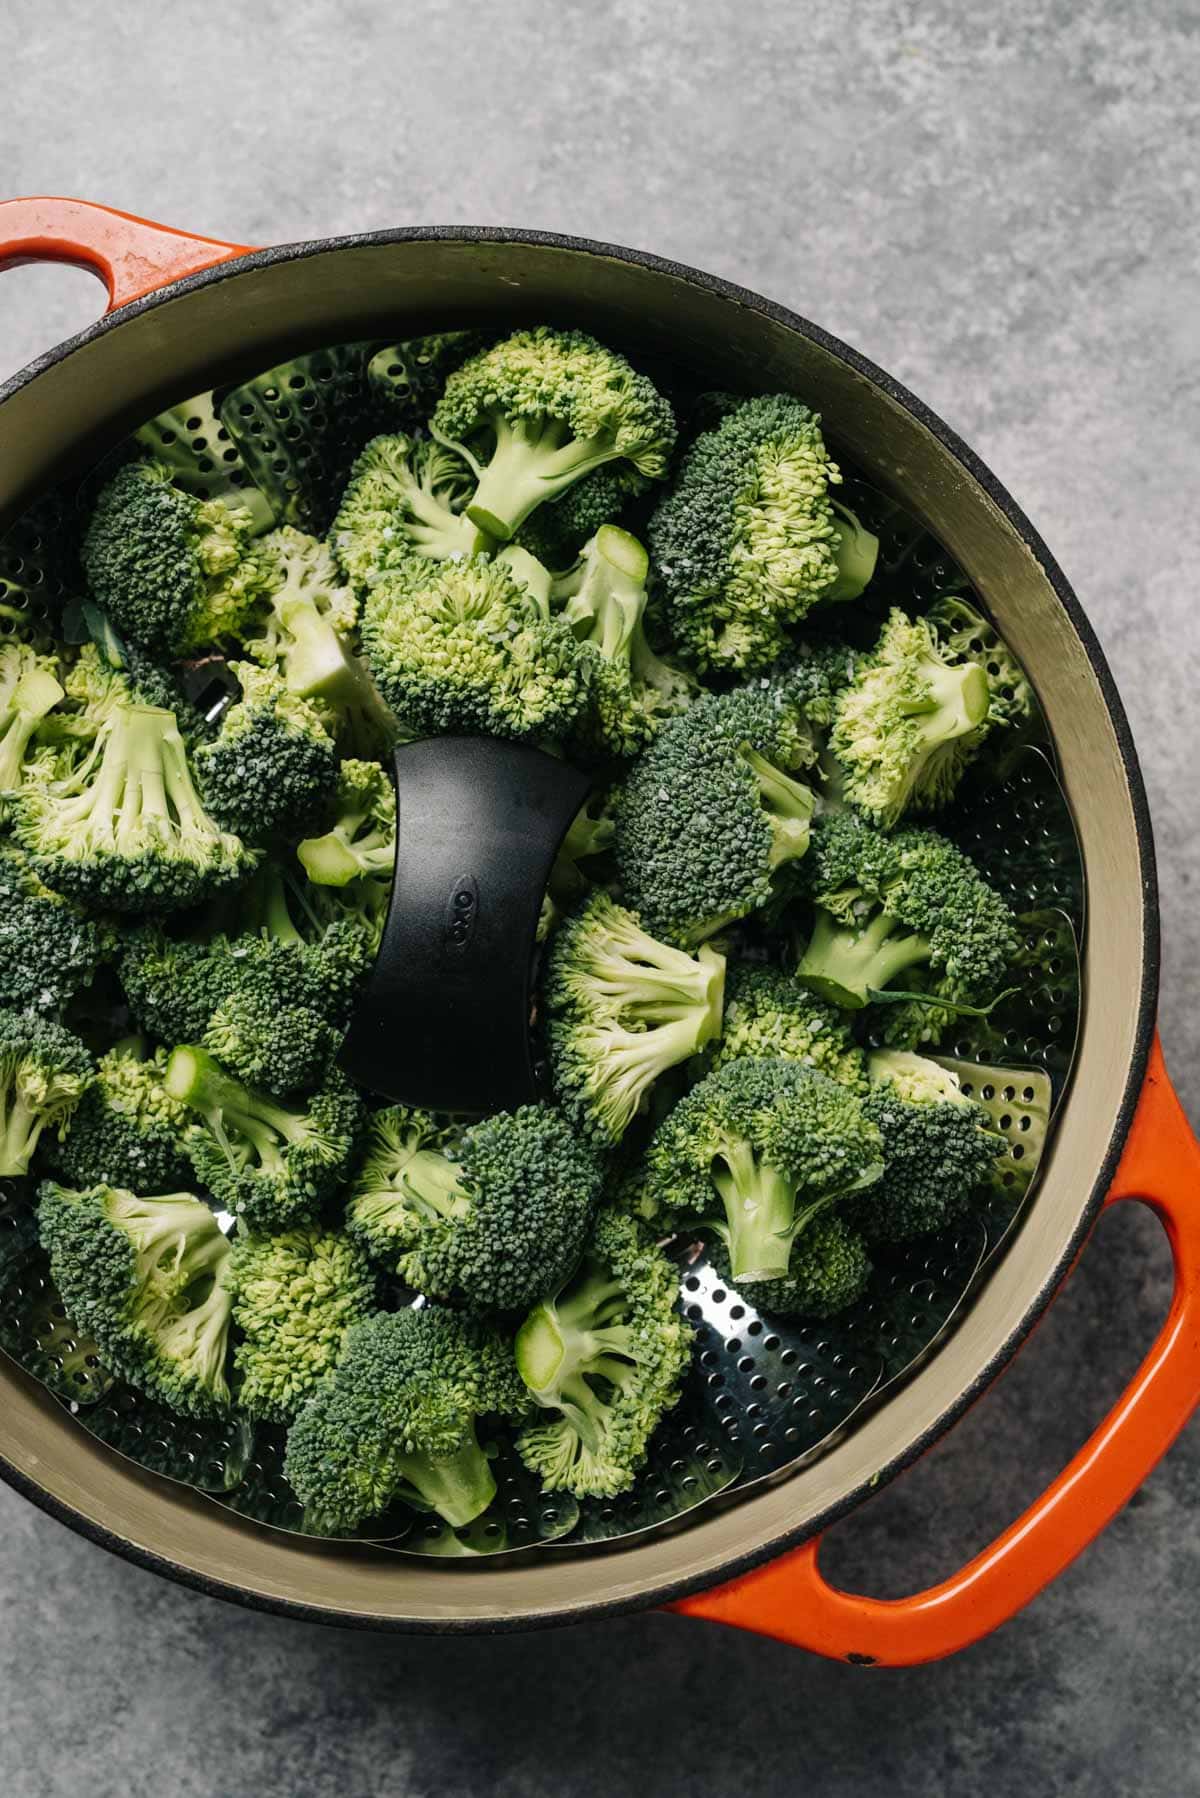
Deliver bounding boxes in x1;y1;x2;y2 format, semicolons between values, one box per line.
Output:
0;236;1148;1626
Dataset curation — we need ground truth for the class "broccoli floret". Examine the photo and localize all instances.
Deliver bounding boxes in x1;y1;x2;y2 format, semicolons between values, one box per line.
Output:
81;460;271;656
0;1009;93;1176
772;638;862;729
361;554;591;743
284;1306;527;1531
709;963;866;1090
847;1049;1004;1241
514;466;633;569
515;1208;691;1498
243;528;394;756
432;328;676;542
227;1224;376;1422
0;845;111;1015
194;661;338;844
37;1179;232;1416
0;640;64;802
614;685;816;944
543;893;726;1145
166;1046;365;1232
347;1103;604;1312
794;813;1019;1041
16;698;254;914
828;608;992;825
648;395;878;674
553;526;694;759
707;1213;871;1318
639;1057;884;1282
927;595;1036;731
297;758;395;888
45;1038;192;1192
332;433;489;591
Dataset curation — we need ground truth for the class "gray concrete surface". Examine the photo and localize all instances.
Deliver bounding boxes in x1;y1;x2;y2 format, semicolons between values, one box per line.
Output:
0;1;1197;1793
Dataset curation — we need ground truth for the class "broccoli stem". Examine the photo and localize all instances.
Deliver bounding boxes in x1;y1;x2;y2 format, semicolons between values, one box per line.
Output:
0;666;65;788
558;525;648;660
0;1085;45;1175
165;1046;308;1173
905;657;991;745
395;1149;470;1222
394;1427;497;1528
709;1139;800;1281
796;906;931;1009
298;811;396;888
276;596;396;747
826;502;880;603
466;413;621;541
584;926;726;1032
741;746;814;869
516;1274;639;1453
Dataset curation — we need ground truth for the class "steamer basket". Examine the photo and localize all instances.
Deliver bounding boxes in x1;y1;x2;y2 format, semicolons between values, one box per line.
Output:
1;198;1197;1665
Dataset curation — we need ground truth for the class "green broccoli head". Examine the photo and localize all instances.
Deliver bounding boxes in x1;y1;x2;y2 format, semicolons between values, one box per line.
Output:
515;1207;692;1499
829;608;992;825
614;685;817;944
710;963;866;1090
639;1057;884;1283
297;758;395;888
37;1180;232;1416
16;699;255;914
331;433;489;591
432;328;677;542
707;1212;871;1319
347;1102;604;1313
361;554;591;743
284;1306;527;1532
0;639;65;801
165;1046;365;1232
45;1039;192;1192
81;460;271;656
194;661;339;844
0;1009;93;1176
543;892;727;1146
228;1224;376;1422
648;395;878;674
0;844;112;1015
847;1049;1005;1241
794;812;1020;1043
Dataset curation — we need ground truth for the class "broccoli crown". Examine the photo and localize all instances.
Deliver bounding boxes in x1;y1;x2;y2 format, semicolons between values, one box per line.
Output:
331;433;487;591
795;812;1020;1031
514;465;634;570
297;758;396;888
614;685;816;944
0;844;111;1015
348;1102;604;1312
515;1207;691;1499
639;1057;884;1282
710;963;866;1091
284;1305;527;1532
707;1213;871;1319
194;661;338;844
927;595;1036;732
847;1050;1004;1241
16;700;254;915
46;1040;193;1192
543;892;727;1145
554;526;693;760
772;638;862;728
648;394;874;674
0;1008;93;1177
829;608;992;825
81;460;269;656
37;1180;232;1417
228;1224;376;1422
0;639;65;799
202;991;338;1099
433;328;676;542
361;554;591;743
166;1046;365;1232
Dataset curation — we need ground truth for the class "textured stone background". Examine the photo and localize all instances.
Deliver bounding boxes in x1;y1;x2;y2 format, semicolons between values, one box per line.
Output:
0;2;1197;1793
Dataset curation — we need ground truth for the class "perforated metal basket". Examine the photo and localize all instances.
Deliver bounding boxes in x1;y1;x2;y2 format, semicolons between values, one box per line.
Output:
0;200;1196;1663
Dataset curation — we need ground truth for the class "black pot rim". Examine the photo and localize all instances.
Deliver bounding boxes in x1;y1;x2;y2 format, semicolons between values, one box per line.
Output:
0;223;1160;1634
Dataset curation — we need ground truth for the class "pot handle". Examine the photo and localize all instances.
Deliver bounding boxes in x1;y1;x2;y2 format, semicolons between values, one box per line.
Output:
669;1033;1200;1664
0;196;249;311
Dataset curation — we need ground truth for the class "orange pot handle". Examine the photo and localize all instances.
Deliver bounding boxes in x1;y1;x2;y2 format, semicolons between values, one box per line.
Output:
0;196;249;312
669;1033;1200;1664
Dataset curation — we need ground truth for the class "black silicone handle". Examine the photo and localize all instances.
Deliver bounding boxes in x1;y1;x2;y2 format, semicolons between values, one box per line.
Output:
338;736;593;1114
